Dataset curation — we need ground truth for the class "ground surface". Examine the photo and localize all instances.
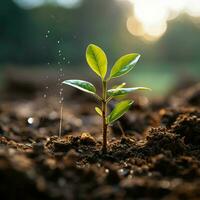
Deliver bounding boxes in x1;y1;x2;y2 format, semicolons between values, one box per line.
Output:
0;80;200;200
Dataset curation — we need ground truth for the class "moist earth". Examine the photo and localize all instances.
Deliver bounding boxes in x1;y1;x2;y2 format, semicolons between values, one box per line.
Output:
0;82;200;200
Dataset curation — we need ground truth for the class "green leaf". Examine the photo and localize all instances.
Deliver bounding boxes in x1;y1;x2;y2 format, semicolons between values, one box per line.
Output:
109;53;140;79
95;107;102;116
86;44;107;79
112;82;126;89
62;80;96;94
107;87;151;97
107;100;133;124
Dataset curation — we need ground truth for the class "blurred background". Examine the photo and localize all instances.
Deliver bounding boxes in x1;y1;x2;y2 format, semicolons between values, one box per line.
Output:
1;0;200;96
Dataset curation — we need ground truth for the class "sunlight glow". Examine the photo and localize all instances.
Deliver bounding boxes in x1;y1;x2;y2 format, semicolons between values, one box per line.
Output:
127;0;200;41
14;0;44;8
186;0;200;17
56;0;82;8
14;0;82;9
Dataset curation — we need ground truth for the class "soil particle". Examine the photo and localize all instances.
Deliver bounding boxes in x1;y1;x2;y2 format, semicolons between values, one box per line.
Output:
33;141;45;154
159;107;200;128
171;113;200;145
80;132;96;145
185;83;200;106
46;136;79;153
144;128;185;156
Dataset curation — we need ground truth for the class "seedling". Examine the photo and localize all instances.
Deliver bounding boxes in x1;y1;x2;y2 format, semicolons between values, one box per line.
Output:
63;44;151;152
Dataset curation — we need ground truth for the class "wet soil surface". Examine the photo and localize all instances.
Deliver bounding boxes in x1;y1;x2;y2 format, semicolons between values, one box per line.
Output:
0;82;200;200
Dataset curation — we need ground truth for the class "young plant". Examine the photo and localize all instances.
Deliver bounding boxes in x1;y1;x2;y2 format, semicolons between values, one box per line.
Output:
63;44;151;152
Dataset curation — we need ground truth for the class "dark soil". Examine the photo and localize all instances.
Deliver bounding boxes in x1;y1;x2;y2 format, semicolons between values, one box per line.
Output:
0;81;200;200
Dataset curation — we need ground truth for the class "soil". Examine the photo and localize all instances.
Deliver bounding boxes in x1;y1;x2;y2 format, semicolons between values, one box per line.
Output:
0;79;200;200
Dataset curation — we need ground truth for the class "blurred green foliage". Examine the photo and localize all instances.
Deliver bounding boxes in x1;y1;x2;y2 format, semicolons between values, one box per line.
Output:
0;0;200;67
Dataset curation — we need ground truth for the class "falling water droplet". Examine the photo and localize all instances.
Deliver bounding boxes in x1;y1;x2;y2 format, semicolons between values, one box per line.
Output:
128;175;133;179
57;40;60;44
67;61;70;64
105;169;109;174
45;34;48;38
47;30;50;34
63;57;66;60
59;96;64;104
97;163;101;168
58;50;62;56
118;168;129;176
27;117;34;124
43;94;47;98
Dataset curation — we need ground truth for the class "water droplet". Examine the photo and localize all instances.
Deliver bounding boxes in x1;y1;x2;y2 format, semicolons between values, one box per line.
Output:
148;172;152;176
47;62;50;65
58;178;66;187
160;180;170;189
60;68;63;72
43;94;47;98
49;111;58;120
97;163;101;168
46;86;49;89
128;175;133;179
45;34;48;38
58;50;62;53
58;62;61;65
57;40;60;44
118;168;129;176
63;57;66;60
47;30;50;34
59;99;64;104
67;61;70;64
105;169;109;174
27;117;34;124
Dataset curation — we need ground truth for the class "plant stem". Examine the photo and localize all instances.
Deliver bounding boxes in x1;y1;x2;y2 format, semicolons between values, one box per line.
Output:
102;80;108;152
117;121;126;138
